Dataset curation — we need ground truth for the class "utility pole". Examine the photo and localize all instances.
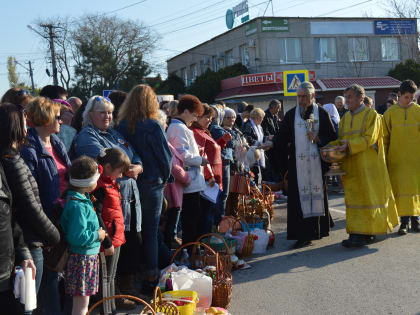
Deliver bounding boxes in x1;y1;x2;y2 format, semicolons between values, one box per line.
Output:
41;24;58;86
27;61;35;94
16;60;36;95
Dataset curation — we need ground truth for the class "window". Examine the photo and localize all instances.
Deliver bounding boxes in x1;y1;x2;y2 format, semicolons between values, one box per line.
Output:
190;64;197;83
199;60;205;74
240;45;249;66
218;55;225;69
315;38;336;62
279;38;301;64
348;37;369;61
225;50;233;66
381;37;399;61
212;56;217;71
180;68;187;86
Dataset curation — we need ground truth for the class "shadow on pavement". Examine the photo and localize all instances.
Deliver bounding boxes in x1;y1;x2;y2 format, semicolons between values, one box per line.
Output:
233;219;379;285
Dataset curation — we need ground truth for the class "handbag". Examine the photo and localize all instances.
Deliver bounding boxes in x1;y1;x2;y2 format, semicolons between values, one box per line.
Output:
229;173;250;195
43;199;69;272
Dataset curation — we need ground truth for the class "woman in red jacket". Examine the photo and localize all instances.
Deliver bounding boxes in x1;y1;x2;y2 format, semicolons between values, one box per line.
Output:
92;147;131;315
190;103;231;234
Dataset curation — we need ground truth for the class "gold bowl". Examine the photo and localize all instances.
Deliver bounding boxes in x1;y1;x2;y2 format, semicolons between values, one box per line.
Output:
320;146;347;176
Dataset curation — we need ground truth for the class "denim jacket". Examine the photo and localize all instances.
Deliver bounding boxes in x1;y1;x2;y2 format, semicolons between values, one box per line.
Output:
21;128;71;218
116;118;172;186
210;122;233;162
72;125;142;232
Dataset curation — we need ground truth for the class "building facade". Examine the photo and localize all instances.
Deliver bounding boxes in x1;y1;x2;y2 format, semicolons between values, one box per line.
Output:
167;17;417;111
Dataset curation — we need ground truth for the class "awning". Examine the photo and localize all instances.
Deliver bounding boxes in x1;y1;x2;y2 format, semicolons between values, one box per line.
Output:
216;82;322;101
316;76;401;91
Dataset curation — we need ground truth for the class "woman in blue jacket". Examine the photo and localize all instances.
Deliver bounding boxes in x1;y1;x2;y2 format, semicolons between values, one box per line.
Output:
116;84;172;295
20;97;71;315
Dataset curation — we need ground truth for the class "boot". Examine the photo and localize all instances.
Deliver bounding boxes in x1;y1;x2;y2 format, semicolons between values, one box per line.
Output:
342;234;366;248
115;297;137;310
118;274;137;296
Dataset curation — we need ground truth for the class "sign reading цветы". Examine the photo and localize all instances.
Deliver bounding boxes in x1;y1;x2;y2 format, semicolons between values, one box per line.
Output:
261;18;288;32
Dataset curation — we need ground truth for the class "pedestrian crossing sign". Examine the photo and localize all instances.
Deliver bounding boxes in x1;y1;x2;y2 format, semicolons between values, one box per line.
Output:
283;70;309;96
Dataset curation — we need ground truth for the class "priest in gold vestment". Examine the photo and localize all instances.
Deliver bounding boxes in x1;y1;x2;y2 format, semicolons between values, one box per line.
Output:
330;84;399;247
383;80;420;235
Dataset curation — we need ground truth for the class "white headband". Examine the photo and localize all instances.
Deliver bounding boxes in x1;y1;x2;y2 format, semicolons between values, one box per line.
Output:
69;170;101;188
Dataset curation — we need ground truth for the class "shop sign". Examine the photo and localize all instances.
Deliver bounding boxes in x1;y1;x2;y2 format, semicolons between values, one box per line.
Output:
374;20;417;35
261;18;288;32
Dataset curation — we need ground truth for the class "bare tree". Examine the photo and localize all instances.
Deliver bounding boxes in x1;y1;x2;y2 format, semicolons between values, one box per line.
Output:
383;0;420;18
71;14;158;97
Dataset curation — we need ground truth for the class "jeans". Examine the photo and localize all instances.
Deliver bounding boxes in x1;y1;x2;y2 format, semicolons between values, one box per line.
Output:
99;246;121;314
24;247;43;315
181;192;201;246
164;207;180;248
38;268;61;315
215;162;230;226
400;216;420;226
118;202;143;275
139;182;164;279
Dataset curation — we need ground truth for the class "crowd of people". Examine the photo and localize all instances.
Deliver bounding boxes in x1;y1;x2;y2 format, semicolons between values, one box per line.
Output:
0;78;418;314
0;84;278;315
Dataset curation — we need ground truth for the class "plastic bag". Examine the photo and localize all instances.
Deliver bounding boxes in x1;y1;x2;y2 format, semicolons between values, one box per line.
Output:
171;267;213;309
252;228;269;254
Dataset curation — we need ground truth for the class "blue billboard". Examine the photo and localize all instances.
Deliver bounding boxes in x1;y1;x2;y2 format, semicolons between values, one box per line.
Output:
374;20;417;35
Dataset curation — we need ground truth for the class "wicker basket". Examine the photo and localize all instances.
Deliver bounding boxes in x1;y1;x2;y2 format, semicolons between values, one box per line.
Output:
169;242;232;309
231;218;254;258
153;287;180;315
196;233;233;272
87;295;156;315
262;184;275;221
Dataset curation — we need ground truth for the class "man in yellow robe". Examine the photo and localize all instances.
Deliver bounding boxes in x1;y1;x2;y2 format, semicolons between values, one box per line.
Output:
383;80;420;235
330;84;399;247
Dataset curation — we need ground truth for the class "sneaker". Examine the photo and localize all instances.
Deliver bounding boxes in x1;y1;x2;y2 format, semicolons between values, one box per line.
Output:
116;297;137;310
398;225;408;235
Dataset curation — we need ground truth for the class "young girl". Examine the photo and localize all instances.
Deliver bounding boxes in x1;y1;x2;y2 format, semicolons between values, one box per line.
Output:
61;156;106;315
92;147;130;315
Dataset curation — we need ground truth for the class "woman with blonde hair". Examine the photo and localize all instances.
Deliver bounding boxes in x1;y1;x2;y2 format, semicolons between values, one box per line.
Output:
72;95;142;308
116;84;172;295
21;97;70;315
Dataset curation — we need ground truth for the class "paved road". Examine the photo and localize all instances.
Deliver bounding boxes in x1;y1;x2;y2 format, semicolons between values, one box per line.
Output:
229;192;420;315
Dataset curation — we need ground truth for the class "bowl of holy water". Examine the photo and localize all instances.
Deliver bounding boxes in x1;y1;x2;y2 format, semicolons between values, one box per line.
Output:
319;145;347;176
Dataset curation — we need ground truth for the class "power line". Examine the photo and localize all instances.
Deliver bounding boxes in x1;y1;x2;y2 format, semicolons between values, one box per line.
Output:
162;1;270;36
104;0;149;15
316;0;375;17
150;0;227;27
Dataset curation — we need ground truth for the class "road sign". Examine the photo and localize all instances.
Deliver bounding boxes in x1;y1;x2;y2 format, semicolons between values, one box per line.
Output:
283;70;309;96
103;90;113;98
261;18;288;32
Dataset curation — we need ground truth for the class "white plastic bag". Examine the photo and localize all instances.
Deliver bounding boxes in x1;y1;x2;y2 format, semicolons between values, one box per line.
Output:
171;267;213;308
252;228;269;254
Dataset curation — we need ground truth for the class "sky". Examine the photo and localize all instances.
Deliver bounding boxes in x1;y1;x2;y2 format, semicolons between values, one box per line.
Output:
0;0;390;96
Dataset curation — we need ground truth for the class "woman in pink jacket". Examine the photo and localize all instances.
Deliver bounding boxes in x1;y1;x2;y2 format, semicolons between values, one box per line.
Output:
157;110;190;247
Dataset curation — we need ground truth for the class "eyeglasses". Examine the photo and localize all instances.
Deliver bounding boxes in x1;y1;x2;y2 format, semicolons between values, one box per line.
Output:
17;89;29;96
55;115;62;121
